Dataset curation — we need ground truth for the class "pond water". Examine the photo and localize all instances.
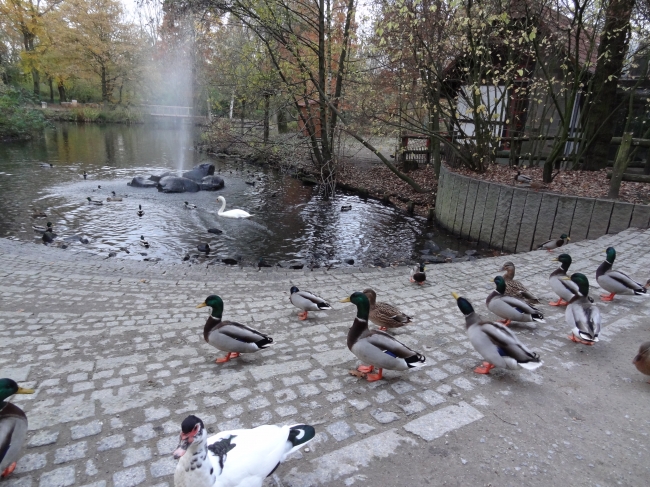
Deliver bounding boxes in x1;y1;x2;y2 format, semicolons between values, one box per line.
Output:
0;122;481;266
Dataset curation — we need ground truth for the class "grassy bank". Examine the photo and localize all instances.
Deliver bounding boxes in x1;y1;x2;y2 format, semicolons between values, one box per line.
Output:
42;106;145;124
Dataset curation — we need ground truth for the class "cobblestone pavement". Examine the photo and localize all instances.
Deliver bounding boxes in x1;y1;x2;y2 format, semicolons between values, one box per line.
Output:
1;229;649;487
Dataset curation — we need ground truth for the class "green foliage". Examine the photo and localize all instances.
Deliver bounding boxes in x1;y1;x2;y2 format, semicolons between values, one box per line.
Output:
41;105;144;124
0;82;48;140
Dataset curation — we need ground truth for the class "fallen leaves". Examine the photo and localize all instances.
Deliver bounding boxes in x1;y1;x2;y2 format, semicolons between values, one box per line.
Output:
451;164;650;205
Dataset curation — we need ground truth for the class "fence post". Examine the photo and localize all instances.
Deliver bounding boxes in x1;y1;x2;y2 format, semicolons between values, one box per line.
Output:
608;132;633;199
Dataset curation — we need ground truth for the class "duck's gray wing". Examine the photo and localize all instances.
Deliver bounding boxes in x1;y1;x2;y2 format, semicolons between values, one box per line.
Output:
481;322;539;363
218;321;269;343
363;331;417;358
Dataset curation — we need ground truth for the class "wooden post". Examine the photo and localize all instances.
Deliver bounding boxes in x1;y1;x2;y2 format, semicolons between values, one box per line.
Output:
608;132;633;199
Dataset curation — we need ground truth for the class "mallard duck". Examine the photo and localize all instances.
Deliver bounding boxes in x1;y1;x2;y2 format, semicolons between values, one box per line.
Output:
197;295;273;363
538;234;570;251
86;197;103;206
32;221;53;234
362;288;412;331
549;253;580;306
487;276;545;326
137;204;144;217
0;378;35;478
173;415;314;487
410;263;426;285
184;201;197;209
341;291;426;382
31;211;47;219
289;286;331;320
452;292;542;374
500;261;539;303
39;163;53;168
514;170;532;184
42;231;56;244
83;171;87;180
341;205;352;212
140;236;150;248
564;273;601;345
596;247;648;301
197;243;210;253
107;191;123;202
633;342;650;383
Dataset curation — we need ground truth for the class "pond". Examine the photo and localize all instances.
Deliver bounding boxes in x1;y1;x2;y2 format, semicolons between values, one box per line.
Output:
0;122;481;267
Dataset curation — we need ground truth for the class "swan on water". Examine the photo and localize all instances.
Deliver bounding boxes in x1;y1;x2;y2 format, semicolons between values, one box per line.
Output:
216;196;252;218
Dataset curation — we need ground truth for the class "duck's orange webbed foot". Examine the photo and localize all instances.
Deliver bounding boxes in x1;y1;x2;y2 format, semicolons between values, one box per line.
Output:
409;277;415;283
366;368;383;382
568;334;594;346
216;352;240;363
418;281;425;286
498;319;512;326
600;293;615;302
379;326;387;331
549;298;568;306
357;365;374;373
298;311;308;320
474;362;495;374
1;462;17;478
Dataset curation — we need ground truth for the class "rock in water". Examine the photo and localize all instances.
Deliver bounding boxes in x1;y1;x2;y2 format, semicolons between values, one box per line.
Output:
200;175;225;191
182;163;215;182
157;176;201;193
129;176;158;188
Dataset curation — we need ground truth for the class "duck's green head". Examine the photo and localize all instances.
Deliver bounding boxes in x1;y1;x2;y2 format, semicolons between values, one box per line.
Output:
569;273;590;296
493;275;506;294
419;264;426;272
553;253;572;270
197;294;223;318
86;197;92;202
0;378;34;404
452;292;475;316
140;235;145;241
139;205;142;210
605;247;616;264
560;234;569;240
47;222;52;228
340;291;370;319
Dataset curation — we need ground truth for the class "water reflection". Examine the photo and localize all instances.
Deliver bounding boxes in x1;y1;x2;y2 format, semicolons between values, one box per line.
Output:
0;122;479;265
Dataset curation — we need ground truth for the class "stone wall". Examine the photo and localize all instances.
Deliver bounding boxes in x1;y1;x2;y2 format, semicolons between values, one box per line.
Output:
435;164;650;252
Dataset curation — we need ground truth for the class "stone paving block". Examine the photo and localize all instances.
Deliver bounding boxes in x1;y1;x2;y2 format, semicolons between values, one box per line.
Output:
532;193;560;248
490;186;514;250
38;466;75;487
587;199;614;239
452;176;470;234
607;202;634;234
569;197;596;242
551;195;577;240
630;204;650;229
478;183;501;245
503;188;528;252
460;178;480;239
469;181;490;241
112;466;146;487
403;402;484;441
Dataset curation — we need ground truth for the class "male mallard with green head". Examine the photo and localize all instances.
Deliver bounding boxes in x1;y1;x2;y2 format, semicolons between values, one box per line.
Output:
197;295;273;363
563;273;601;345
452;292;542;374
548;253;581;306
341;291;425;382
596;247;647;301
538;234;570;252
410;264;426;285
0;378;34;478
486;276;545;326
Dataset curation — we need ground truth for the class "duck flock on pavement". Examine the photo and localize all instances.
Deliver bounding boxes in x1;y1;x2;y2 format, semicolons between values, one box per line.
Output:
2;239;649;487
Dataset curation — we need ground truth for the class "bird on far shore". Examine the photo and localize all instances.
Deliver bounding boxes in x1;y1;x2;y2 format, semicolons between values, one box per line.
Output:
538;234;570;251
137;205;144;217
410;263;426;285
514;170;544;190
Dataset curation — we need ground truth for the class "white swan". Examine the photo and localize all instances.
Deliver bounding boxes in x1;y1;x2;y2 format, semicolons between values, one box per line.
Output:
216;196;252;219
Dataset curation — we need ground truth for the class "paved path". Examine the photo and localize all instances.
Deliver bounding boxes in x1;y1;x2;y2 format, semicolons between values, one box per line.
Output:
1;229;649;487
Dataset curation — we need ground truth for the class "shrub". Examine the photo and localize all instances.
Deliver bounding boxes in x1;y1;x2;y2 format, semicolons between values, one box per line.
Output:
0;82;48;140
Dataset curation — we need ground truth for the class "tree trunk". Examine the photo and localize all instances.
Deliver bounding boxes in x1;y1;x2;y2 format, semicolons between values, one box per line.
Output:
581;0;635;170
101;66;108;102
277;106;287;133
240;99;245;134
58;80;66;103
263;92;270;146
48;77;54;103
608;133;632;198
32;69;40;99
